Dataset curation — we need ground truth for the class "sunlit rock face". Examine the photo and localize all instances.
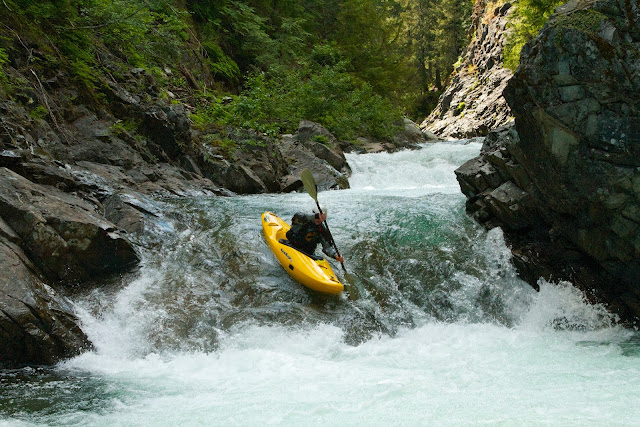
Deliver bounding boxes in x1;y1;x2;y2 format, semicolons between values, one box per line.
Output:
456;0;640;322
422;0;514;139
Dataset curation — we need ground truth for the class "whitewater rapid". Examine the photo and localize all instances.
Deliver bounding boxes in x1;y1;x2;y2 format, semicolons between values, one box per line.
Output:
2;141;639;426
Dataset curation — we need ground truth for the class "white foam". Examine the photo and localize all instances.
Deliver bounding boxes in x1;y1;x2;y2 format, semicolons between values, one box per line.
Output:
47;140;640;426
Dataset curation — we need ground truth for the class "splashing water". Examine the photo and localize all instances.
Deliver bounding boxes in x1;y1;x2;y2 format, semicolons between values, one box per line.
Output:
2;141;639;426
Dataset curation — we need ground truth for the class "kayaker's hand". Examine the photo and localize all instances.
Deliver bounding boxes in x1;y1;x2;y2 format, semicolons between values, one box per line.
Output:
313;212;327;225
335;255;344;263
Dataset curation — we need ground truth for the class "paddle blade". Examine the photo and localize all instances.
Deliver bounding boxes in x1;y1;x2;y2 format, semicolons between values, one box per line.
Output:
343;277;359;300
301;169;318;201
339;266;358;300
342;270;355;285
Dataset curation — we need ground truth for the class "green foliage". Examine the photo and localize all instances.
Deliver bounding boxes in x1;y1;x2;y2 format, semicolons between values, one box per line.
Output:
3;0;475;143
202;41;241;85
231;66;403;141
403;0;472;117
188;0;280;73
202;134;237;158
5;0;189;95
29;105;48;120
84;0;189;66
310;43;343;67
110;118;140;137
504;0;565;70
191;63;403;141
186;0;473;120
0;47;8;85
312;135;330;144
553;9;607;34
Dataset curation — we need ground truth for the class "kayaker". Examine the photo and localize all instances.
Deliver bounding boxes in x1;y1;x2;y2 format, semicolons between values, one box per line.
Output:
285;209;344;263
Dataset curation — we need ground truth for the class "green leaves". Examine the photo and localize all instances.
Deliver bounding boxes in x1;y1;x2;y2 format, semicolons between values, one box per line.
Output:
5;0;190;97
504;0;565;70
0;48;8;86
231;65;402;141
191;61;403;142
2;0;473;140
202;42;241;85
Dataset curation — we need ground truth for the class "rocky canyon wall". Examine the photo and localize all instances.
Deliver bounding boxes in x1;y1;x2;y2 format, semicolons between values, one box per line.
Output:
456;0;640;322
422;0;514;138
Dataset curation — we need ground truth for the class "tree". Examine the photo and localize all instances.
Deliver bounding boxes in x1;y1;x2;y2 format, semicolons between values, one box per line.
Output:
404;0;472;116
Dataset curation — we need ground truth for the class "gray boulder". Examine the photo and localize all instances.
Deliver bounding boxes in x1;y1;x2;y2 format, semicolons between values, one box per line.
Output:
141;104;190;161
295;121;351;173
191;128;289;194
0;168;140;283
279;121;351;191
192;121;351;193
1;232;90;367
279;134;350;192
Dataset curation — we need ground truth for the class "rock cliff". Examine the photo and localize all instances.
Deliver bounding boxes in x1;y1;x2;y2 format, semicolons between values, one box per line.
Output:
455;0;640;322
422;0;514;138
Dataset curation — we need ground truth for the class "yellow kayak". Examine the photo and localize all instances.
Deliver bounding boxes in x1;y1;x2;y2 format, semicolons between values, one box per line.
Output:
261;212;344;294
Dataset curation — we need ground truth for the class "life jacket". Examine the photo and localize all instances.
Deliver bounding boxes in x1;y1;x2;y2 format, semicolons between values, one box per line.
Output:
286;214;324;253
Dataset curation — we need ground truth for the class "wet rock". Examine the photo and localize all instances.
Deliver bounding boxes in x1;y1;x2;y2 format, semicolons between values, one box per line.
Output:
191;122;352;193
103;193;147;234
0;168;140;284
188;128;288;194
350;137;397;154
0;233;90;367
295;121;351;174
280;134;350;191
0;149;27;168
195;152;266;194
456;0;640;323
456;124;541;231
393;118;433;148
141;104;190;161
228;129;290;193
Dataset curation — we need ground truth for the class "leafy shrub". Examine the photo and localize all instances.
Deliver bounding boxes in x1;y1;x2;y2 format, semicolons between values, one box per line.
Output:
219;65;403;141
202;41;241;85
0;47;8;85
312;135;330;144
110;118;139;137
29;105;48;120
6;0;188;95
503;0;565;70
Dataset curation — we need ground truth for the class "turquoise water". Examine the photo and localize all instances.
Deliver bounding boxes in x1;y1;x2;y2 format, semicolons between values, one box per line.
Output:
2;141;639;426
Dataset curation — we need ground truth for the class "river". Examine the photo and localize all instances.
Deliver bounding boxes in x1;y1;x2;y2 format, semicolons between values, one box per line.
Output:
1;140;639;426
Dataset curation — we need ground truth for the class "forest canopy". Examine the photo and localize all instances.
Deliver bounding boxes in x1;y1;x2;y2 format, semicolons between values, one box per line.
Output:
1;0;474;141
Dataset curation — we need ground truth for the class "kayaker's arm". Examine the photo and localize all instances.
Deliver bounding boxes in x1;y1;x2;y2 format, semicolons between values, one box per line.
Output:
320;228;342;261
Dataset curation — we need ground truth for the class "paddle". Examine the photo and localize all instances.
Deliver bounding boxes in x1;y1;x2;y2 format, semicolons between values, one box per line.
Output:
300;169;357;298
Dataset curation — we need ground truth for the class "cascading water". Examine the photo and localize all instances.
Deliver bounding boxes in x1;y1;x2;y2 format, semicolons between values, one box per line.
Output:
2;140;639;425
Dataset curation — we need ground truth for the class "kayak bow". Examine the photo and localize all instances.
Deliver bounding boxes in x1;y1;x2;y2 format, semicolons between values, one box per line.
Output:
261;211;344;294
